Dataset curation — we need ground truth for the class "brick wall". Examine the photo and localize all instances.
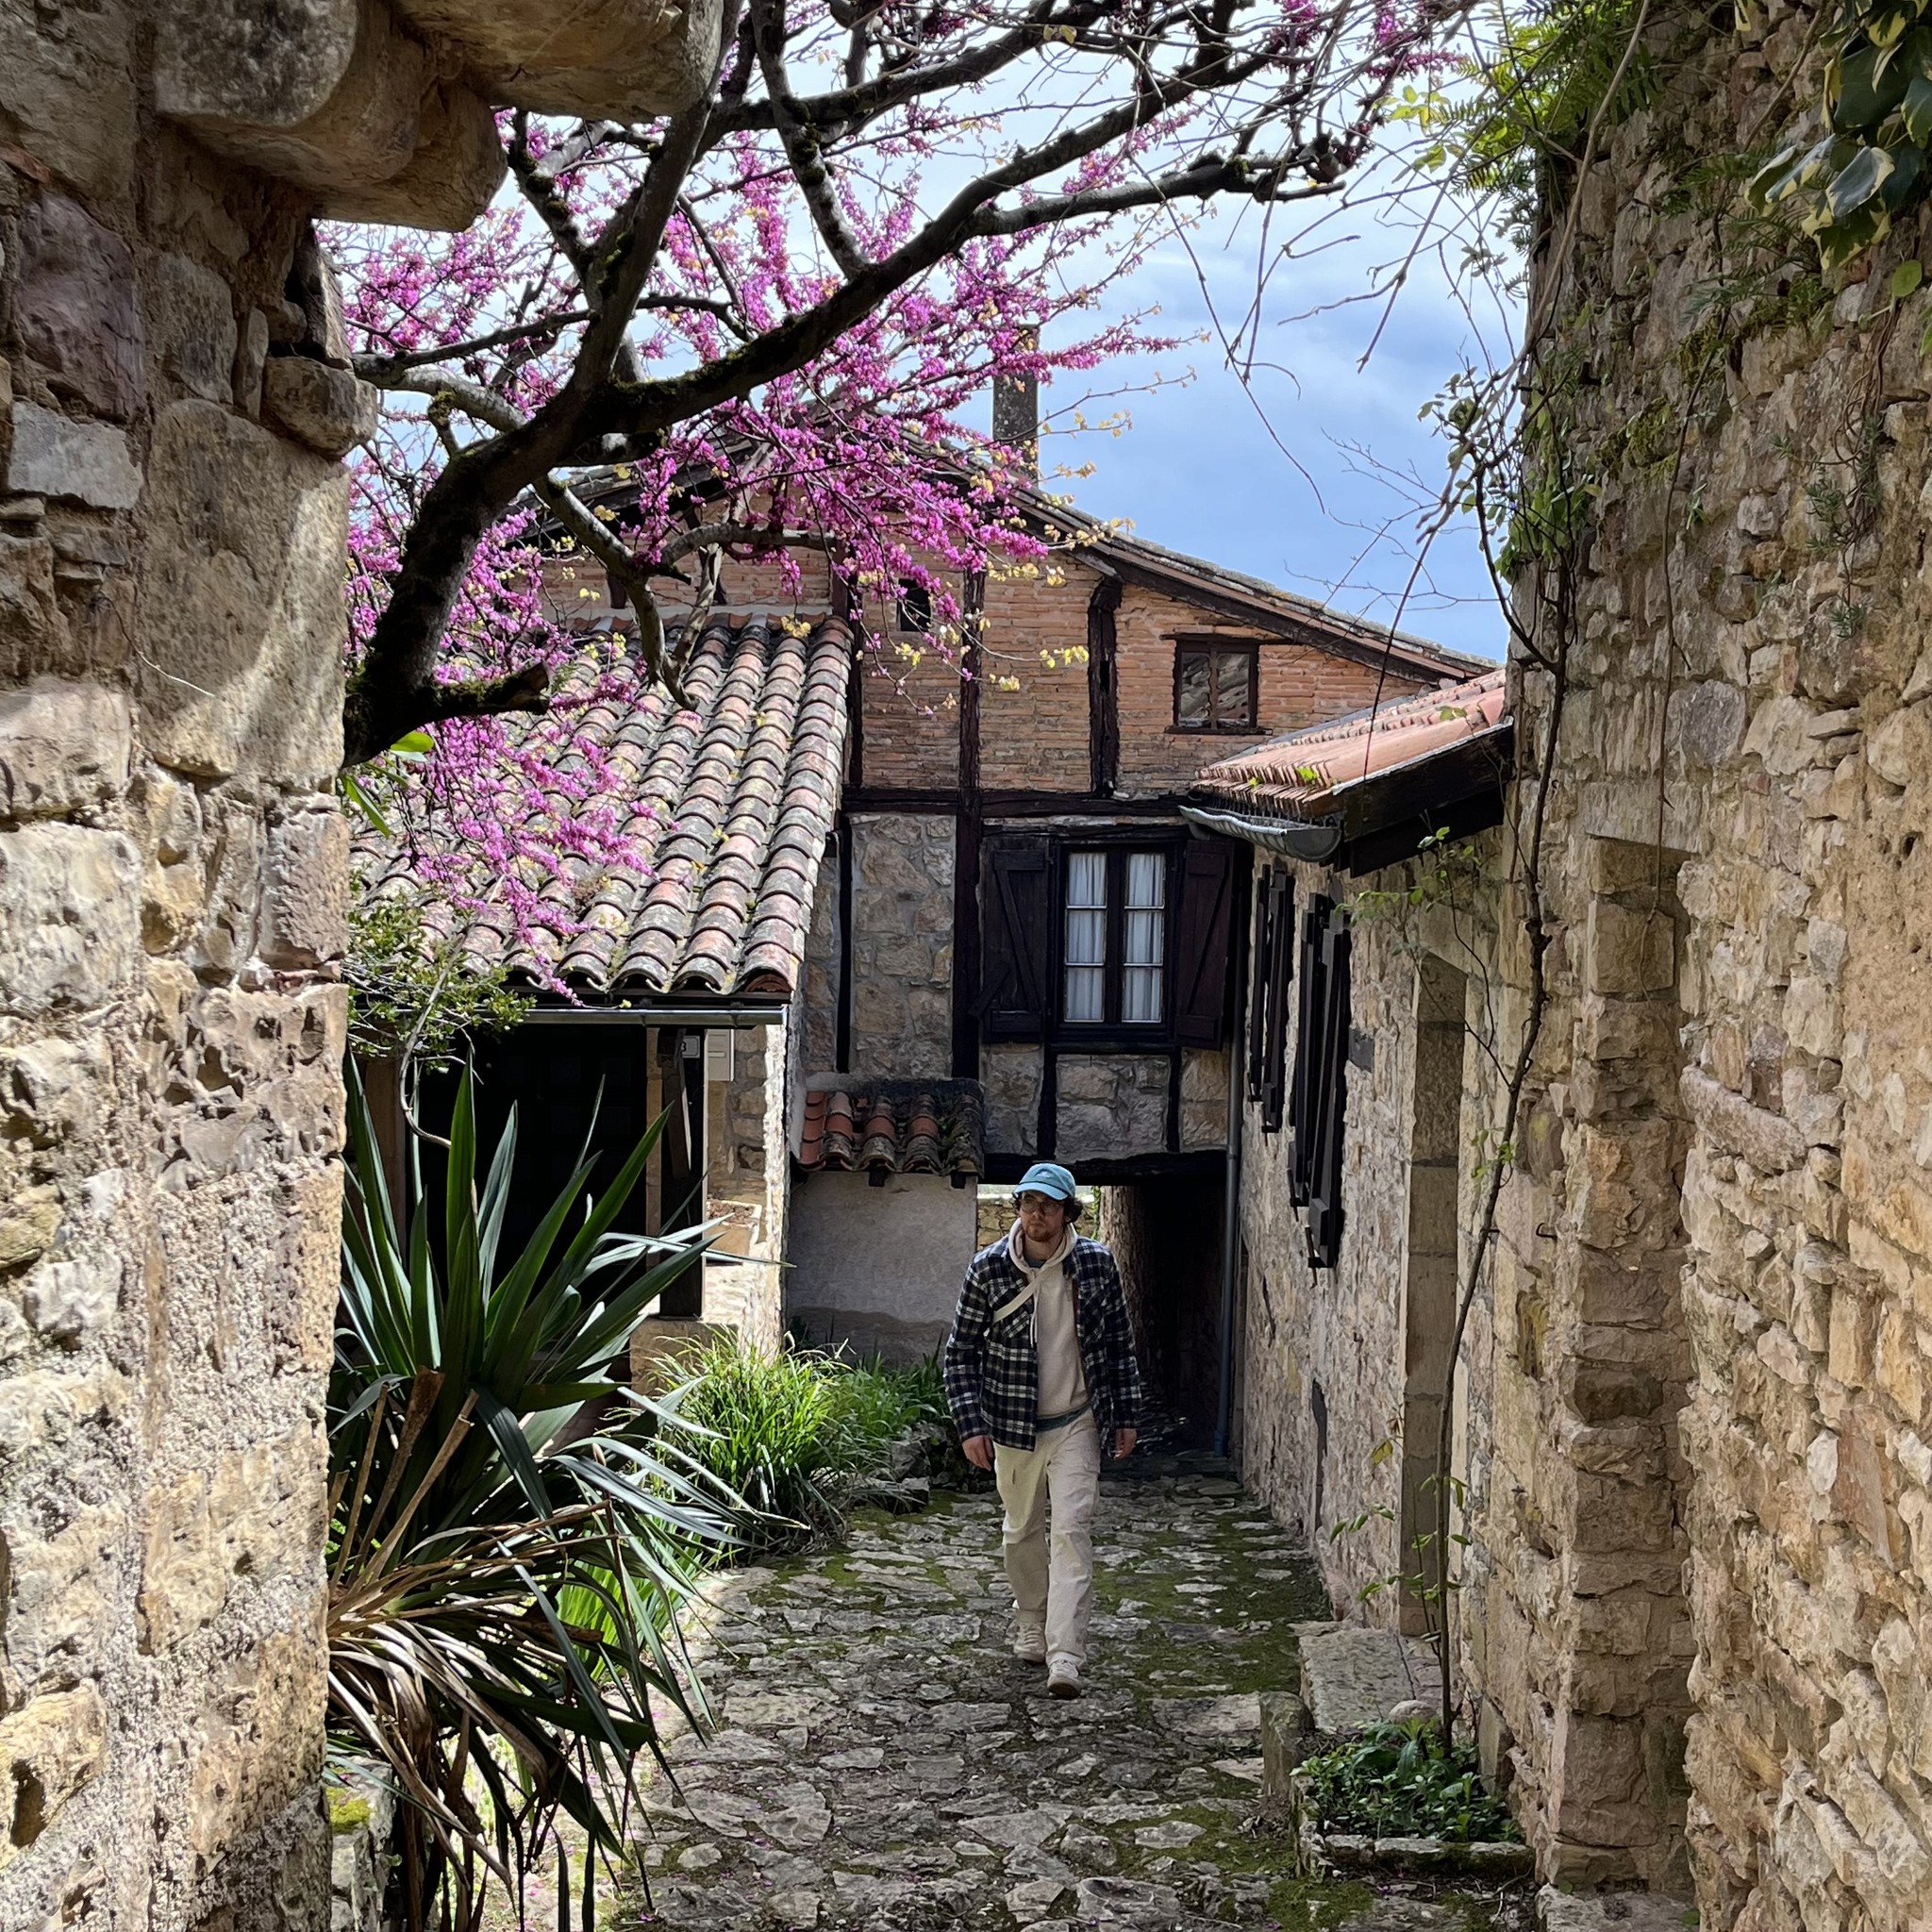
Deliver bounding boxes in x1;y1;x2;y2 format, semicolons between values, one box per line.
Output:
979;564;1095;792
858;650;960;790
1113;586;1436;797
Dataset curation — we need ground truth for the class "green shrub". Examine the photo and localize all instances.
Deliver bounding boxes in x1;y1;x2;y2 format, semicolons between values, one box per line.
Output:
663;1341;955;1550
662;1337;847;1542
1298;1719;1519;1842
821;1350;950;1466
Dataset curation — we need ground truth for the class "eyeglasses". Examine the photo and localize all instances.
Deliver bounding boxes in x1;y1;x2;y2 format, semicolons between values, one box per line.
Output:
1014;1192;1061;1213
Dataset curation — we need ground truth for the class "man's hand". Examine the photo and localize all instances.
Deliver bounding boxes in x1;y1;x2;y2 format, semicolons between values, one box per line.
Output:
962;1433;994;1471
1113;1428;1137;1459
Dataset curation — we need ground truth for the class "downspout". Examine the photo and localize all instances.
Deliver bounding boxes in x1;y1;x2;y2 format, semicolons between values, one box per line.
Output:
1212;845;1251;1460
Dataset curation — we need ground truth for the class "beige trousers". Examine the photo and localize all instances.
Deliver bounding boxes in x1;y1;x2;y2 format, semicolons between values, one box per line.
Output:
993;1411;1101;1666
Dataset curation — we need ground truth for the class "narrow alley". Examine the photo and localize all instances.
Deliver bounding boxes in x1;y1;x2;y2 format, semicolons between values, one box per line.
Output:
626;1467;1528;1932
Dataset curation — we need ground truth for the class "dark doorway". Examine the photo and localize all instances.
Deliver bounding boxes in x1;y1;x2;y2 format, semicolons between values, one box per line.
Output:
414;1021;667;1286
1100;1174;1225;1450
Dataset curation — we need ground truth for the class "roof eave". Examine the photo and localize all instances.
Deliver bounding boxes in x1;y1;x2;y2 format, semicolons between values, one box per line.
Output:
1187;718;1514;872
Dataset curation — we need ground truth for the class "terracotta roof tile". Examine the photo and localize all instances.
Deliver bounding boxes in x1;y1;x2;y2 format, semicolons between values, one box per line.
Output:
797;1080;986;1179
1191;669;1507;818
359;616;853;998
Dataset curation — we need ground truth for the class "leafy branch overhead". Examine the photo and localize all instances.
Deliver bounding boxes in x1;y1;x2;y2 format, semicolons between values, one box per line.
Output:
1752;0;1932;266
335;0;1481;767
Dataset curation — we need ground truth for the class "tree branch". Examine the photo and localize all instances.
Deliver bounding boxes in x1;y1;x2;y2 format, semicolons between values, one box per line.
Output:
751;0;871;278
535;479;691;706
380;367;526;433
354;310;591;381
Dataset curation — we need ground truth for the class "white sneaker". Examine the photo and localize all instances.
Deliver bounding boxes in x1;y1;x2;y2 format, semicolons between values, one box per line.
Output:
1047;1656;1082;1699
1013;1622;1047;1665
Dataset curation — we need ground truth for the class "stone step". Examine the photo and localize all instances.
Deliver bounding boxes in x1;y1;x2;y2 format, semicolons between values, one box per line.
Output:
1539;1888;1692;1932
1292;1621;1444;1735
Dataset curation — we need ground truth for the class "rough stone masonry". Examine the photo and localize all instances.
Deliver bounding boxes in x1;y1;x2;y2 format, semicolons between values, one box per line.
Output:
0;4;721;1924
1457;3;1932;1926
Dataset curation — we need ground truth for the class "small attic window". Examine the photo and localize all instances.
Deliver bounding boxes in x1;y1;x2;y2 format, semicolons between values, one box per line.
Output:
1174;641;1258;730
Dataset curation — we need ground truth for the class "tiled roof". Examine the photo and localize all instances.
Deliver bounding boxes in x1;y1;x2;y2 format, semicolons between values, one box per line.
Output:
797;1080;985;1180
1191;670;1508;818
362;617;852;997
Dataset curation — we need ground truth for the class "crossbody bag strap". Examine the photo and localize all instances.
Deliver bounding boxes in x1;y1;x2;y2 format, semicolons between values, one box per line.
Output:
992;1278;1037;1325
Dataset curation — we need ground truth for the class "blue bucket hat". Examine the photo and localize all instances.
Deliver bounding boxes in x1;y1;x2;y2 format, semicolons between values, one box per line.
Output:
1013;1161;1078;1205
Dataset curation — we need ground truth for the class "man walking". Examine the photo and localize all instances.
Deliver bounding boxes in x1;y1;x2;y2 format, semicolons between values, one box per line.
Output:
943;1162;1141;1699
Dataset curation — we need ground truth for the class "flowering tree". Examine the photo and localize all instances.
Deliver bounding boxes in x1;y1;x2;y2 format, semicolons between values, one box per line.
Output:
337;0;1461;941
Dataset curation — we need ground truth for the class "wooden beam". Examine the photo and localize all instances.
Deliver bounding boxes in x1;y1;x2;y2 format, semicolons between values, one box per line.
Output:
845;786;1190;818
836;815;854;1072
1088;573;1122;795
954;569;985;1078
984;1149;1226;1185
656;1027;707;1318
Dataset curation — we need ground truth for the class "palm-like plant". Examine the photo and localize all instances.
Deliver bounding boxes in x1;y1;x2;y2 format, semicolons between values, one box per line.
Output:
330;1064;732;1931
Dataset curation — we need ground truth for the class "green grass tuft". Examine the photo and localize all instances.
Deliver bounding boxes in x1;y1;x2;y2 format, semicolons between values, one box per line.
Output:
664;1339;953;1550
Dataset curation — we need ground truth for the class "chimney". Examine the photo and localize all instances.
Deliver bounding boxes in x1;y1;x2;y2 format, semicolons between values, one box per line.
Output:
991;331;1039;482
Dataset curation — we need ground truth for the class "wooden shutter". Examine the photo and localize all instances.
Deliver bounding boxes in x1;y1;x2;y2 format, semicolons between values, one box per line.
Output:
1305;906;1352;1269
1174;841;1236;1046
1245;875;1274;1103
1287;896;1329;1194
1259;876;1294;1132
977;841;1052;1041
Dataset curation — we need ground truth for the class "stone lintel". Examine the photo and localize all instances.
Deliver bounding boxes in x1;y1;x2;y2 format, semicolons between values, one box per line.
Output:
154;0;503;231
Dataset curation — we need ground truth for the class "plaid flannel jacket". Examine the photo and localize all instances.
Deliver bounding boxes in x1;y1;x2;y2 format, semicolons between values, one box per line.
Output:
943;1232;1142;1453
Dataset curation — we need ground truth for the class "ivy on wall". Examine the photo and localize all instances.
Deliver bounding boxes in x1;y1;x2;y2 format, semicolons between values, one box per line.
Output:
1752;0;1932;265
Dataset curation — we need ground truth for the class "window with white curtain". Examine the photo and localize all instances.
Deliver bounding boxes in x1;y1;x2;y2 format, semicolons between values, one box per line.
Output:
1122;852;1165;1023
1062;849;1166;1026
1064;851;1107;1023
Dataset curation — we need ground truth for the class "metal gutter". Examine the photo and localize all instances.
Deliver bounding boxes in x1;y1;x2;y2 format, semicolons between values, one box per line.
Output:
519;1004;786;1028
1180;804;1343;861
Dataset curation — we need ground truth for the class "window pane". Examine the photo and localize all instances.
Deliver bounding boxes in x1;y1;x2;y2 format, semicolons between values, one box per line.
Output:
1123;852;1163;1023
1123;965;1162;1023
896;581;932;632
1213;649;1252;725
1066;967;1106;1023
1065;908;1106;967
1065;852;1108;1022
1176;652;1210;726
1124;908;1163;966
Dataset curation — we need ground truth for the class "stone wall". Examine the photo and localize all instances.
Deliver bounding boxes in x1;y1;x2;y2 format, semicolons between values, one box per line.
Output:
848;812;955;1078
0;98;349;1932
703;1017;791;1352
1458;4;1932;1916
1238;853;1498;1625
0;3;719;1923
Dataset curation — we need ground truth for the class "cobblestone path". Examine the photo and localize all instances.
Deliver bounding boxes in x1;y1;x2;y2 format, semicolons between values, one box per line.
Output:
625;1466;1520;1932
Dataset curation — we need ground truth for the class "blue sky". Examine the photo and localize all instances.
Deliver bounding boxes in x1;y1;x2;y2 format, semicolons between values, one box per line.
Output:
989;181;1518;664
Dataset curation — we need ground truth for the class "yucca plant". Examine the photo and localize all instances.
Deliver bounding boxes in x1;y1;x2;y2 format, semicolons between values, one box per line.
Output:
330;1063;734;1932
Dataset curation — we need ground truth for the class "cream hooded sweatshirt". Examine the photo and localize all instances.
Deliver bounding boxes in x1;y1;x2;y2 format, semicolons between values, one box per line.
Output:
1008;1221;1089;1423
